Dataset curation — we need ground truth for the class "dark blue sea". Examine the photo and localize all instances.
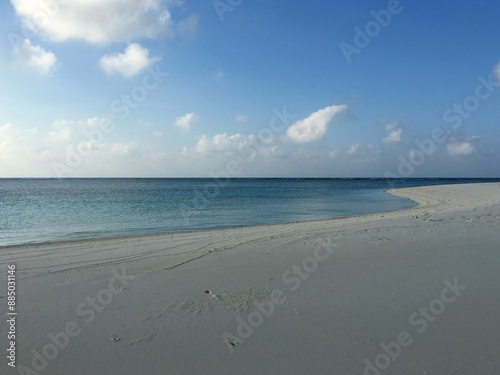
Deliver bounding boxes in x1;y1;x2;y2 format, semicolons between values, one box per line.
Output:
0;178;498;246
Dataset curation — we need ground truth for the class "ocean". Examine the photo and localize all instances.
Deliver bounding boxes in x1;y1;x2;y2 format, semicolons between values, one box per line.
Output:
0;178;498;246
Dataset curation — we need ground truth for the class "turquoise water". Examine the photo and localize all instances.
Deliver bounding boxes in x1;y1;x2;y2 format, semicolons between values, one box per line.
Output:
0;178;498;246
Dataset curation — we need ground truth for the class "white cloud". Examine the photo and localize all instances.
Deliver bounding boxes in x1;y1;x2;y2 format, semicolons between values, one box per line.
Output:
153;131;163;137
11;0;186;44
286;104;347;143
447;142;474;156
0;123;44;176
192;133;256;154
12;39;57;75
384;122;398;132
47;117;107;143
18;116;155;176
48;120;72;142
260;145;284;158
184;132;286;167
0;124;17;152
173;113;199;131
235;114;249;123
99;44;159;77
110;142;140;156
347;143;359;155
0;119;493;178
382;128;402;144
377;118;398;131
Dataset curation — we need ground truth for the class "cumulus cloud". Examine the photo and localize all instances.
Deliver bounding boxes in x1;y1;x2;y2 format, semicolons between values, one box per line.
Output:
31;117;153;176
347;143;359;155
11;0;186;44
1;119;278;177
235;114;249;123
191;133;256;154
447;142;474;156
184;132;286;166
1;118;492;178
173;113;200;130
286;104;347;143
377;118;398;131
99;44;159;77
48;120;72;143
378;119;411;145
382;128;402;144
12;39;57;75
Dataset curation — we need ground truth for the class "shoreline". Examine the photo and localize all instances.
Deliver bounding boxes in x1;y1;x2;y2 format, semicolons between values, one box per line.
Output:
2;179;498;249
0;181;494;251
2;182;499;374
0;183;423;250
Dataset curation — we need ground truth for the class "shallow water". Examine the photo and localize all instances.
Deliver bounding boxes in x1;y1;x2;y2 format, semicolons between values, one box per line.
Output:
1;178;498;246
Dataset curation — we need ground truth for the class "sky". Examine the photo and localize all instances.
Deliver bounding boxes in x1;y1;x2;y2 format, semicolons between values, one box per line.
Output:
0;0;499;178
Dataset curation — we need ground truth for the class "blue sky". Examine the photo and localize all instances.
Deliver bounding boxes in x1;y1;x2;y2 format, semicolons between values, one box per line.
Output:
0;0;499;177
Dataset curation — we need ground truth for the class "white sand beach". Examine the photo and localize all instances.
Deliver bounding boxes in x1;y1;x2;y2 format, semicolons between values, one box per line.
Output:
1;183;500;375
